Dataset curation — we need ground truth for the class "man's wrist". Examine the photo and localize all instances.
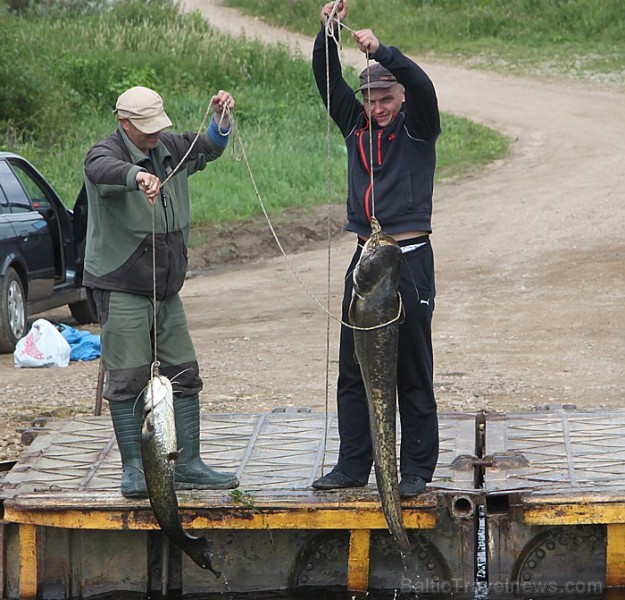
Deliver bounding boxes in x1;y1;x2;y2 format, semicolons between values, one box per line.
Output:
207;118;230;147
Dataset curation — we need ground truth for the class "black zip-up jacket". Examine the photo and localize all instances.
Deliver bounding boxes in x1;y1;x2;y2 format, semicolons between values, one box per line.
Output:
313;27;441;237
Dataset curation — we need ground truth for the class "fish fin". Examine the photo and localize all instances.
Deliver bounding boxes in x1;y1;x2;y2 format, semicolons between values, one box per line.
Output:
169;450;180;461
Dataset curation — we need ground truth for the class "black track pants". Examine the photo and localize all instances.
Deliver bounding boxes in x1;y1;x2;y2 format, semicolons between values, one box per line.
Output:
334;240;439;482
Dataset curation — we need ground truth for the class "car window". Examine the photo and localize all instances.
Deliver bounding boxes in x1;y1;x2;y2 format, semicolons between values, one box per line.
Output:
0;160;33;214
8;160;53;211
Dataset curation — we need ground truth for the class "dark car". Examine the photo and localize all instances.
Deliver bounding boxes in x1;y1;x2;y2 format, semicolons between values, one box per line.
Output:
0;151;96;353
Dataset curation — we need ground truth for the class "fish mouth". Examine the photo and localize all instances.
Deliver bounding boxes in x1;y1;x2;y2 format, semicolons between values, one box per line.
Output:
362;232;400;252
355;236;402;290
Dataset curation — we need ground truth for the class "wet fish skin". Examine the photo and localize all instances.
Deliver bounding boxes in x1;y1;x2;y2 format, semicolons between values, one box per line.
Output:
141;374;220;577
349;233;412;555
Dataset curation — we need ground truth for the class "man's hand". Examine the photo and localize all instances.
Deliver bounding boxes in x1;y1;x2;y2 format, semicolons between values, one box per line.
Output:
353;28;380;54
211;90;235;129
136;172;161;204
321;1;348;27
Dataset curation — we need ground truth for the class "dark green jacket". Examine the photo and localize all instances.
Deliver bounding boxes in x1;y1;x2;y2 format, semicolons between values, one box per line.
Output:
83;125;225;300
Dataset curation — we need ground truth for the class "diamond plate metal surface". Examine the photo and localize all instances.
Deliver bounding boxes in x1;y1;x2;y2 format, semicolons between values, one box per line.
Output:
483;409;625;494
434;412;477;490
0;412;476;498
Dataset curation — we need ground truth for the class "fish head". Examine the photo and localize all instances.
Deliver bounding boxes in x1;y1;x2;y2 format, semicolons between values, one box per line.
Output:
353;234;402;294
144;374;173;410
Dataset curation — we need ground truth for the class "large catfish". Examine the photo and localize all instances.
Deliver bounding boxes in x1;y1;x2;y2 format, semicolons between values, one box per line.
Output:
141;371;221;577
348;230;411;555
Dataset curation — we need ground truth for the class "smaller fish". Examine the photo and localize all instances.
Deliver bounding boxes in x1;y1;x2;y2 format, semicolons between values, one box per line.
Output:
141;371;220;577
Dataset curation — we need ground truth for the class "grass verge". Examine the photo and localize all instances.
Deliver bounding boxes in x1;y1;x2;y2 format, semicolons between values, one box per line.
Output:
1;0;509;227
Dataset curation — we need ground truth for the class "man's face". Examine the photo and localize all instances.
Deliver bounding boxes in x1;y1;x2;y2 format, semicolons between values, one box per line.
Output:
361;84;405;127
120;118;162;154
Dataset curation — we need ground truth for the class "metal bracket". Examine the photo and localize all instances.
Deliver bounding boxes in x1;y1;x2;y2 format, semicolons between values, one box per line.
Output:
451;452;529;471
16;418;50;446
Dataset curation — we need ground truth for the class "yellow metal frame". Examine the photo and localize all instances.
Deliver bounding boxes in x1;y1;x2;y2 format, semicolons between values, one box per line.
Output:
18;524;38;600
523;495;625;586
4;498;436;599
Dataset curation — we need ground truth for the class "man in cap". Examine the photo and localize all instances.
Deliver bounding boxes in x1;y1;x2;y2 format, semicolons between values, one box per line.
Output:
83;86;240;498
311;2;441;497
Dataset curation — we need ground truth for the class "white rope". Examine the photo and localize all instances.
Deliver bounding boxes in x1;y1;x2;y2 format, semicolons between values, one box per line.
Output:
226;110;403;331
147;102;217;380
160;104;213;188
325;10;379;229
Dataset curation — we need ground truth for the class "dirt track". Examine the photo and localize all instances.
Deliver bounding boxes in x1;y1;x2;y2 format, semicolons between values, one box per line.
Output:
1;1;624;462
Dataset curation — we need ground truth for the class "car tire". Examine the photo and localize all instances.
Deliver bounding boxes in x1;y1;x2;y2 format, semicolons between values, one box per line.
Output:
0;267;27;353
69;298;97;325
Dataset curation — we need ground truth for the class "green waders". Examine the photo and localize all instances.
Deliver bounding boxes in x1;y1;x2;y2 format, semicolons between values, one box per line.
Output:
96;291;237;495
174;394;239;490
108;399;148;499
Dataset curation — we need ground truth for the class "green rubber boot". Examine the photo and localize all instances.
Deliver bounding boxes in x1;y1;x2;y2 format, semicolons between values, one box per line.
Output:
109;400;148;499
174;394;239;490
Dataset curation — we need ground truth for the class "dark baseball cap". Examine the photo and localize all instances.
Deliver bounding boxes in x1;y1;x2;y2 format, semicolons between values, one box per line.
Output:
357;63;398;92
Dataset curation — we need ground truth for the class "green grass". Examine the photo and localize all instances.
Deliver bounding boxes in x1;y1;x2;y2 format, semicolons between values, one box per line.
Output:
228;0;625;45
1;0;511;227
227;0;625;80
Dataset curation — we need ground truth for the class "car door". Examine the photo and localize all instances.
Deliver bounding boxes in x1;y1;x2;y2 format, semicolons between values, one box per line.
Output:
0;159;55;302
0;185;17;271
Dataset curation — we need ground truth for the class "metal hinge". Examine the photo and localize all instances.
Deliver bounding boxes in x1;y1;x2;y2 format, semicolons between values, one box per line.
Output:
451;451;529;471
16;417;49;445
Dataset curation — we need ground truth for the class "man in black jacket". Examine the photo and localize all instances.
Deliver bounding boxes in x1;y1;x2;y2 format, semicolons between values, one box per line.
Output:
311;1;441;497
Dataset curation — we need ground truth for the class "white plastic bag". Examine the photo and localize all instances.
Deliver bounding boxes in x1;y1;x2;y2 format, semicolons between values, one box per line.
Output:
14;318;71;368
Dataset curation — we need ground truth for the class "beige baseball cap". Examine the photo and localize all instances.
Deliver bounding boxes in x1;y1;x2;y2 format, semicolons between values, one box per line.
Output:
113;86;172;134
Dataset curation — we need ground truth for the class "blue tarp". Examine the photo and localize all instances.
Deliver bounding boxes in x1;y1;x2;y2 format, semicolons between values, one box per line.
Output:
59;323;101;361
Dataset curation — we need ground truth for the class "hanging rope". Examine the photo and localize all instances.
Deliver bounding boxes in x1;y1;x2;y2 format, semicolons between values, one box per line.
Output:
223;106;403;331
320;0;347;473
160;104;213;188
323;13;336;448
150;199;160;376
149;95;402;335
326;8;381;240
149;101;230;374
362;48;381;238
147;101;217;383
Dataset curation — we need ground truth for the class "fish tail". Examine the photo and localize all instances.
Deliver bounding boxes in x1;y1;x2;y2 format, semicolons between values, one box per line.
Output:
373;457;412;555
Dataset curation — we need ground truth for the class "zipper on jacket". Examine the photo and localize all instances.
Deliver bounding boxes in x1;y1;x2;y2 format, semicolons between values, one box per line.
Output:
357;128;381;224
161;189;170;233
